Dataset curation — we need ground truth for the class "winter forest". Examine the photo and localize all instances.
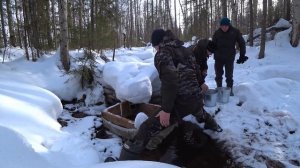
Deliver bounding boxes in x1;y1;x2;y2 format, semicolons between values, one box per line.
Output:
0;0;299;62
1;0;300;168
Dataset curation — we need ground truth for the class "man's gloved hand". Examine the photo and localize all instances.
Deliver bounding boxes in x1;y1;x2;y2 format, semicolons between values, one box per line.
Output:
236;55;248;64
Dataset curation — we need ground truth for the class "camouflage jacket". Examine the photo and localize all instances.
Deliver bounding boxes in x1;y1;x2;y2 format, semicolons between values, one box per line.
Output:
188;39;210;72
154;39;204;113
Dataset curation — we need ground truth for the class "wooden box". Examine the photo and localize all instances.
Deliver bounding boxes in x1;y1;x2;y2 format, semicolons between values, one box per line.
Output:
102;102;161;139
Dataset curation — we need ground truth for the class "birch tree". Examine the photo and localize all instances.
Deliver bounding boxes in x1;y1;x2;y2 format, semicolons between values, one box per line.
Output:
58;0;70;71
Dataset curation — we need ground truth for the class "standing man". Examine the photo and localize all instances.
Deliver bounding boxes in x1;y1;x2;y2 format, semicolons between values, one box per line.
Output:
212;17;248;96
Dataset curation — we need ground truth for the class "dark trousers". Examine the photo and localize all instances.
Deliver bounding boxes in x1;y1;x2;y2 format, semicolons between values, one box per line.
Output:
119;96;220;161
214;59;234;88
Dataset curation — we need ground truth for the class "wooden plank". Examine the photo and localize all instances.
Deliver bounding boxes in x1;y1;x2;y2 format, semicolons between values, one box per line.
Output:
102;118;137;140
102;111;135;129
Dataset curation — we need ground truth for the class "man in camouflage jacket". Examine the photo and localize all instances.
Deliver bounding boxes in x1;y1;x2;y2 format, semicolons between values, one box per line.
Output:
118;29;222;161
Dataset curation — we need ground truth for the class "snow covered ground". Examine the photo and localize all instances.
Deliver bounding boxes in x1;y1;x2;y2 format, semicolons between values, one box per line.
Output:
0;26;300;168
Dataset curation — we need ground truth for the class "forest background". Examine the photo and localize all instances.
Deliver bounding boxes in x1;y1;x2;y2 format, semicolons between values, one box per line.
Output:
1;0;299;71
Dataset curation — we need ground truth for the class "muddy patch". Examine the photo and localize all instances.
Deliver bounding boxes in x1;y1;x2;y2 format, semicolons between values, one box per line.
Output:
58;102;240;168
140;121;240;168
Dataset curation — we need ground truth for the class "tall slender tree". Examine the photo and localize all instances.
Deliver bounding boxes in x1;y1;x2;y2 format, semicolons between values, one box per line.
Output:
58;0;70;71
28;0;40;60
259;0;267;59
22;0;30;60
6;0;16;47
15;0;22;48
249;0;254;46
45;0;53;49
290;0;300;47
231;0;238;27
253;0;258;27
0;1;7;48
267;0;273;26
284;0;291;21
222;0;227;17
51;0;57;48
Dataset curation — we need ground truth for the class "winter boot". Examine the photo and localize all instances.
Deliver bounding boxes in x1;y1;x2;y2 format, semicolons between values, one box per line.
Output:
230;87;234;96
193;109;223;132
119;140;144;160
216;81;222;88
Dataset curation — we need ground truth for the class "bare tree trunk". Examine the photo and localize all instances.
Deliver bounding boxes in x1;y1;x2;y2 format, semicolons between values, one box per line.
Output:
222;0;227;17
15;0;22;48
28;0;40;60
22;0;30;60
174;0;177;36
179;0;188;37
284;0;291;21
51;0;57;48
6;0;16;47
290;0;300;47
165;0;173;30
205;0;210;38
90;0;95;49
66;1;72;48
240;0;245;32
45;0;53;49
151;0;154;31
216;0;221;28
268;0;273;26
210;0;213;35
259;0;267;59
253;0;258;27
129;0;133;47
134;0;139;44
79;0;83;48
0;1;7;48
231;0;237;27
144;0;148;40
58;0;70;71
249;0;254;46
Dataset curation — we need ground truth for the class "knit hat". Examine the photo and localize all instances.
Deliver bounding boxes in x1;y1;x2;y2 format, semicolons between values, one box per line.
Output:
207;41;217;53
220;17;230;26
151;29;166;46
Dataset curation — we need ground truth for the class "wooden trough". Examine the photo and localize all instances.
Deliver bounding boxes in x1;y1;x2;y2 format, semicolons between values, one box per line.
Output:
101;102;161;140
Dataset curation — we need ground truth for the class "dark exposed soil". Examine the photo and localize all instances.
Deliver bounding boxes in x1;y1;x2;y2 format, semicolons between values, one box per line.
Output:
59;101;241;168
139;121;240;168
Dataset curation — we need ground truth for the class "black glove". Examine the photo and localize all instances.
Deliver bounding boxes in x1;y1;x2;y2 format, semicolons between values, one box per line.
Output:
236;55;248;64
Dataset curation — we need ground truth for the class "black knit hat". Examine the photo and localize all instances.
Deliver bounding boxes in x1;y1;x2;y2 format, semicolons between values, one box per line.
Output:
207;40;217;53
220;17;230;26
151;29;166;46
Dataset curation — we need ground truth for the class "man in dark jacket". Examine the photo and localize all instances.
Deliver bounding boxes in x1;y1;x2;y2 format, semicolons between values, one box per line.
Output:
118;29;222;161
213;17;248;96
